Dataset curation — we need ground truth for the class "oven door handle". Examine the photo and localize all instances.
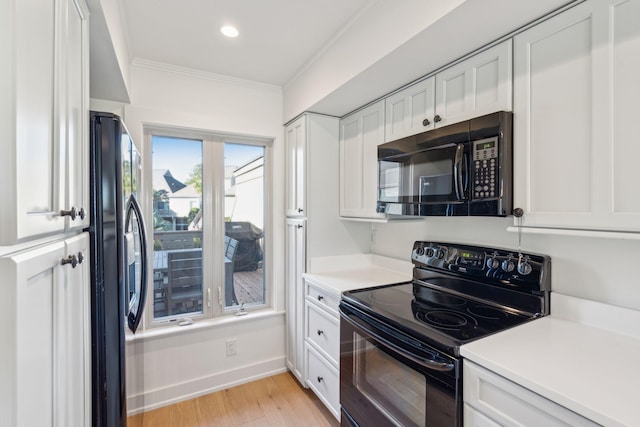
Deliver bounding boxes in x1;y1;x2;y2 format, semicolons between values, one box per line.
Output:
341;310;455;373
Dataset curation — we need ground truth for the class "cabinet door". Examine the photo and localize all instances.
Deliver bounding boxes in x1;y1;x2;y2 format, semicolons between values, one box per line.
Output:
285;116;306;217
384;76;435;141
0;241;65;427
435;39;512;127
285;219;306;384
62;0;90;231
0;0;65;244
339;100;386;219
0;0;90;244
513;0;640;232
60;233;91;427
464;361;599;427
0;235;90;427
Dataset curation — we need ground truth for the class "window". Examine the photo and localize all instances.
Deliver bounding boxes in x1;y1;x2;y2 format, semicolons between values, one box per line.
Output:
146;127;271;325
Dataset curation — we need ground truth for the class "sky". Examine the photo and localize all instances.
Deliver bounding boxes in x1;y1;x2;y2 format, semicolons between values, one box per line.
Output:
152;136;264;183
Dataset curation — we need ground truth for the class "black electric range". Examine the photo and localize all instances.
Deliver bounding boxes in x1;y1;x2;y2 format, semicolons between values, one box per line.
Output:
342;241;551;356
339;241;550;427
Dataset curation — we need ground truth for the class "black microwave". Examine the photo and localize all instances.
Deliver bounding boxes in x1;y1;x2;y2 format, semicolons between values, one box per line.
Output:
377;111;513;217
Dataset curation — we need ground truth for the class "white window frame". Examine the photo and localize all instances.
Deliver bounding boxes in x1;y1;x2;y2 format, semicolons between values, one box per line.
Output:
141;124;273;329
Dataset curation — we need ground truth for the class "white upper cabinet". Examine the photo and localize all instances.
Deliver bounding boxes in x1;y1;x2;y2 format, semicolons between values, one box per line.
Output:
383;40;512;142
285;116;306;217
384;77;436;141
0;0;89;245
340;100;386;219
63;0;90;232
435;40;512;128
513;0;640;233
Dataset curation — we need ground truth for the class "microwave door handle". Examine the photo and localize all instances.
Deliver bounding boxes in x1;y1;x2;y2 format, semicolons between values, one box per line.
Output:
454;143;465;200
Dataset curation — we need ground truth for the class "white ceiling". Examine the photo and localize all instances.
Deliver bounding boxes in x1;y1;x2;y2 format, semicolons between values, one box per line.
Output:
119;0;372;86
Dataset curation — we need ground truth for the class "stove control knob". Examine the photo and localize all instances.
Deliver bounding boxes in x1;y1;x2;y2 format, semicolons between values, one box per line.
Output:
517;261;533;275
437;249;446;259
416;246;425;256
486;257;500;269
426;247;435;257
502;259;515;272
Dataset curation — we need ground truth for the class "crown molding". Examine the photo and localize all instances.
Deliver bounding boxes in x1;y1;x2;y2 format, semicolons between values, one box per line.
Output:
131;58;283;94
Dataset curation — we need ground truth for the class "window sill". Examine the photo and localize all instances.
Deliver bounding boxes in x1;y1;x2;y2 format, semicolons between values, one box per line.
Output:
125;309;285;343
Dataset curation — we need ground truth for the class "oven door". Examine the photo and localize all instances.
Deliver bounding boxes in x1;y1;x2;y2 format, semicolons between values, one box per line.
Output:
340;304;461;427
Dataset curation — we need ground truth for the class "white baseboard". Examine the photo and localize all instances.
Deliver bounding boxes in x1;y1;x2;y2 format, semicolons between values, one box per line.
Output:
127;356;287;415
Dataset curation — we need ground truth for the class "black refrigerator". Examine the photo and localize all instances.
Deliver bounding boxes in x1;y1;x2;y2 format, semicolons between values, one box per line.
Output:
89;112;148;427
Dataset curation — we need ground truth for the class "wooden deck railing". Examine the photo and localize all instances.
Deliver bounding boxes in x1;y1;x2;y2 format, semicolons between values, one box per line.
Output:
153;230;203;250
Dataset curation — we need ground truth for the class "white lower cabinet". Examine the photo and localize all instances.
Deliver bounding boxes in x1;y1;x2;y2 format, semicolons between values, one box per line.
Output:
0;233;90;427
463;361;598;427
306;345;340;419
304;279;341;420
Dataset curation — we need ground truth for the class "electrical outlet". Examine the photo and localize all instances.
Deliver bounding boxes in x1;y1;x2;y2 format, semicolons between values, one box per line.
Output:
226;338;237;356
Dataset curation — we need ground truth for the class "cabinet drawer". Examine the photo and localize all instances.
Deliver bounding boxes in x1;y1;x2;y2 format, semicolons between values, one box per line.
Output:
306;302;339;365
464;404;501;427
306;345;340;420
305;281;340;315
464;361;598;427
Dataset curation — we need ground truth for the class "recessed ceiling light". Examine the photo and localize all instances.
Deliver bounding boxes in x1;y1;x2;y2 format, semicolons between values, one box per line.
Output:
221;25;239;38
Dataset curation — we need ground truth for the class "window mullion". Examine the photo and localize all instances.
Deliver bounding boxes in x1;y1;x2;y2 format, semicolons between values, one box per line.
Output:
203;137;226;317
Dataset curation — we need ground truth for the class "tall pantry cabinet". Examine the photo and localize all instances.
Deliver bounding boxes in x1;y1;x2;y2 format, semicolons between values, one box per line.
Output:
0;0;91;425
284;113;369;385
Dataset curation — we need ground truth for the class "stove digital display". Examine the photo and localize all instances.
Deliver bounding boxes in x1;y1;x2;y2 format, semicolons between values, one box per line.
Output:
457;250;483;268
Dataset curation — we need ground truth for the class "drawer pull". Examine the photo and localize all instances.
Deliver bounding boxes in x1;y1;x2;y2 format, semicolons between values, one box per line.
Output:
317;295;324;301
317;376;323;383
317;329;324;336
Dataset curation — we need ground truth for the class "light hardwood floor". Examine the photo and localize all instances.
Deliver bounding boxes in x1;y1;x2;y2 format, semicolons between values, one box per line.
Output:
128;372;340;427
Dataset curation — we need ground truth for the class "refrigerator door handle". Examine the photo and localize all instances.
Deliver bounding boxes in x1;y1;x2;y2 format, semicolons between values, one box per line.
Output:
124;194;148;333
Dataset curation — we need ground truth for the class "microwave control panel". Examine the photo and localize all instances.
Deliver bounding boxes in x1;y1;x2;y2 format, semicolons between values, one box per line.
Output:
472;137;499;200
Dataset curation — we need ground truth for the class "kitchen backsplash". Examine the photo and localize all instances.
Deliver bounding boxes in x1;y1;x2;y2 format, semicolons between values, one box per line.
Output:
371;217;640;312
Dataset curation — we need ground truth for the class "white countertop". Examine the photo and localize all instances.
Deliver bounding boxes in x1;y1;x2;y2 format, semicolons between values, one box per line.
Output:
303;254;413;296
461;293;640;427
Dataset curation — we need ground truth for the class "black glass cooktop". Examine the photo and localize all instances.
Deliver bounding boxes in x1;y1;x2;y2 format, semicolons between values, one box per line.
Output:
342;281;536;355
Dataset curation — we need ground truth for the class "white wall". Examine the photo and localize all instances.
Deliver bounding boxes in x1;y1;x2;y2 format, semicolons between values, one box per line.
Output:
283;0;464;121
123;60;286;413
372;218;640;311
126;313;285;413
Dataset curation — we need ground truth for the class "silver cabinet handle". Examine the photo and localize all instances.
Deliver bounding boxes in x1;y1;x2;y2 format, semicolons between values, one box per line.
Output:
296;224;303;229
60;207;77;220
317;295;324;302
422;118;430;126
60;207;85;221
434;115;442;123
61;255;78;268
317;329;324;336
317;376;323;383
297;208;304;213
77;252;84;265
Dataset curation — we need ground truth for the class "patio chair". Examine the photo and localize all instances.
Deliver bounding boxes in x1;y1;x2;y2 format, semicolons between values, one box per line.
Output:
167;249;203;315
